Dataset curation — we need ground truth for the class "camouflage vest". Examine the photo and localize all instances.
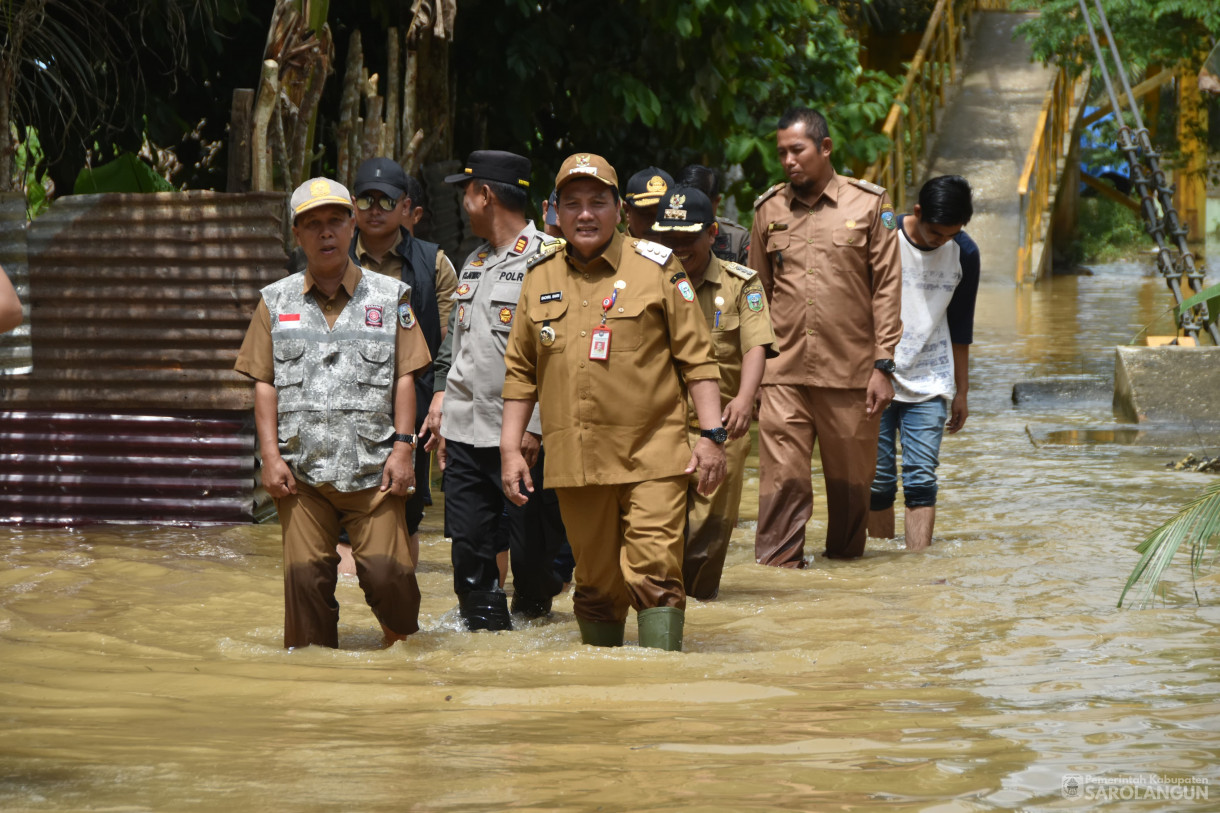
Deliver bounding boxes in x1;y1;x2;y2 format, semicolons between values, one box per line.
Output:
262;271;408;492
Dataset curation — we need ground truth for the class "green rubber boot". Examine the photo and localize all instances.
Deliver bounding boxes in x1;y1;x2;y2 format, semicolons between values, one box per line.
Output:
637;607;684;652
577;618;625;647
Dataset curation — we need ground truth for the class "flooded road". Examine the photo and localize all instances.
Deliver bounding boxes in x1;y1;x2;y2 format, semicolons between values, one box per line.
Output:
2;259;1218;811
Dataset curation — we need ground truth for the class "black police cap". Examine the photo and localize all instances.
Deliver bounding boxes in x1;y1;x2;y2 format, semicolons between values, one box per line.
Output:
444;150;531;188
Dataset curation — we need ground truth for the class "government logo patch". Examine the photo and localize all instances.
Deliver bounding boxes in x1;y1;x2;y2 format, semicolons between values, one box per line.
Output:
397;302;416;329
677;279;695;302
746;291;764;312
499;307;514;325
365;305;384;327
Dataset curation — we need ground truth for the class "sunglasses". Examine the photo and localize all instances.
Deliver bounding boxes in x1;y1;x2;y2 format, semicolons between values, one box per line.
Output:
355;195;398;212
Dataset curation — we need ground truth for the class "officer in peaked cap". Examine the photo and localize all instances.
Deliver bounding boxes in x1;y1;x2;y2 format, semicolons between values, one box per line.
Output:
235;177;432;649
651;186;777;601
676;164;752;266
499;153;727;652
419;150;569;630
622;166;674;239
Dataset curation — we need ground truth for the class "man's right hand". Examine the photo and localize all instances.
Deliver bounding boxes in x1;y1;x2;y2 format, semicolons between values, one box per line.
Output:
261;452;297;498
422;391;444;452
500;449;534;506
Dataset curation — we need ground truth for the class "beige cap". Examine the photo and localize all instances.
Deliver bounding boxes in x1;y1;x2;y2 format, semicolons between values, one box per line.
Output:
289;177;355;219
554;153;619;192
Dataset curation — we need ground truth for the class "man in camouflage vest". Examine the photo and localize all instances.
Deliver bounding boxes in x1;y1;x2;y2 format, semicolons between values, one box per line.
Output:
235;177;432;649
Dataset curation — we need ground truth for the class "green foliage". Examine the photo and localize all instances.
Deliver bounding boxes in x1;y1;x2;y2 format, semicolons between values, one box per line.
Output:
12;126;51;218
453;0;898;221
1013;0;1220;77
1119;477;1220;608
74;153;176;195
1074;196;1147;263
1177;282;1220;330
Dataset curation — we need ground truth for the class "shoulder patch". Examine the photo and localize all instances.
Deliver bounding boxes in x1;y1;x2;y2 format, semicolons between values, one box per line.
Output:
525;238;566;269
753;182;786;210
633;239;672;266
723;261;757;281
849;178;886;196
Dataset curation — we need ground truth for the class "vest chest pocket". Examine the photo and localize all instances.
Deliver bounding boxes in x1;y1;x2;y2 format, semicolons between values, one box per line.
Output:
526;299;569;353
272;339;306;387
355;341;393;387
712;311;741;360
832;226;868;252
604;298;646;352
765;231;790;255
488;282;521;334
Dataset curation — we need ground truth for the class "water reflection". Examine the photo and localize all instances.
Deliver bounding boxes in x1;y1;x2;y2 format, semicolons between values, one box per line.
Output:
1;260;1218;810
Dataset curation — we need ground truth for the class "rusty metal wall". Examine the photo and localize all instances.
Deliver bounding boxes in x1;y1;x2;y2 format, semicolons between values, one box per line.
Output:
0;193;32;375
0;191;288;526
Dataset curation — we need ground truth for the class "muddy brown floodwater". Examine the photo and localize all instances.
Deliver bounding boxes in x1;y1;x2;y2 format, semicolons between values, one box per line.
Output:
2;258;1219;811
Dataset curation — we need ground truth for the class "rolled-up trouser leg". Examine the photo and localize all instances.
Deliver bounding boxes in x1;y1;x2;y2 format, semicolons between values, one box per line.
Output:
340;484;420;637
276;479;343;649
810;387;880;559
684;425;750;599
756;384;816;568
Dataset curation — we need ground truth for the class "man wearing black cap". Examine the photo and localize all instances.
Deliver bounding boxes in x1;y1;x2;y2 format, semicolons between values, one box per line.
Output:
421;150;568;630
651;186;776;600
622;166;674;238
677;164;751;266
336;157;457;574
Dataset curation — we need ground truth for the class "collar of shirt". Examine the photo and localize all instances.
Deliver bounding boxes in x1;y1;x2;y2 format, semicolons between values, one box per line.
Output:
564;228;625;275
692;255;723;291
302;259;362;299
355;234;403;267
787;171;842;211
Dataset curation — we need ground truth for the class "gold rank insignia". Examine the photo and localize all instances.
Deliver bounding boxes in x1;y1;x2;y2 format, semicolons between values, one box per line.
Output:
512;237;529;254
456;283;471;296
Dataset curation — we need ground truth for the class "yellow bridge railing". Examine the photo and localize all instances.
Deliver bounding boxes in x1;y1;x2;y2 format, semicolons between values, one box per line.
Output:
863;0;981;211
1015;65;1081;283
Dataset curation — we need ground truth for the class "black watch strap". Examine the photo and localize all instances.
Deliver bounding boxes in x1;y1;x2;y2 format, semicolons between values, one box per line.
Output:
393;433;418;445
700;427;728;444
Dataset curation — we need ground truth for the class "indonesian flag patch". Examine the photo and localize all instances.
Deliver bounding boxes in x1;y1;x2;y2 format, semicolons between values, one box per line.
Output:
278;313;302;330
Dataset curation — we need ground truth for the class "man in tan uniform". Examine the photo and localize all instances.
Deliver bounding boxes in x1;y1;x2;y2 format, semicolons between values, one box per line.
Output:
651;186;776;600
499;153;727;651
235;177;433;649
748;106;903;566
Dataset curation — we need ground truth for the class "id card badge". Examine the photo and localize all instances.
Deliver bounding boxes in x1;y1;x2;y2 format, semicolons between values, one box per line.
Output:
589;325;612;360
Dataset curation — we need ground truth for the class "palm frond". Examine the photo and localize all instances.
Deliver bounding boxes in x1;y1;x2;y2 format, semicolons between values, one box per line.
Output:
1119;478;1220;608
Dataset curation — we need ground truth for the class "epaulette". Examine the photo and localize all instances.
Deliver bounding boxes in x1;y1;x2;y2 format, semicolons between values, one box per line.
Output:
753;182;786;209
632;239;672;266
849;177;886;196
722;261;757;281
525;238;566;269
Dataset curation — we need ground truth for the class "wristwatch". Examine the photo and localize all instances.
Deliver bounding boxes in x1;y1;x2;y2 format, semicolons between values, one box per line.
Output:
700;427;728;444
393;433;418;446
874;359;896;376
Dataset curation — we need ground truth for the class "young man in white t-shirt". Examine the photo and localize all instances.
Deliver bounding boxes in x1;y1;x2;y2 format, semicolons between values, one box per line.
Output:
867;176;979;551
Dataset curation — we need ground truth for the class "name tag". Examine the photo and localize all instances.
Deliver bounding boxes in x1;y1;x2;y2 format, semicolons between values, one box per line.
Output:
589;326;611;360
540;291;563;303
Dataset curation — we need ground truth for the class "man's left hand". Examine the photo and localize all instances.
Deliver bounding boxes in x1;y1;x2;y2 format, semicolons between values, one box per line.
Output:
865;368;894;416
380;444;417;495
685;437;726;496
722;396;753;440
947;391;968;434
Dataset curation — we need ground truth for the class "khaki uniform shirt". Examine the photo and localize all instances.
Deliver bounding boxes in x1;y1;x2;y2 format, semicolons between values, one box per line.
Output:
355;235;459;329
746;173;902;389
439;222;545;446
687;256;776;424
502;231;719;488
234;261;431;384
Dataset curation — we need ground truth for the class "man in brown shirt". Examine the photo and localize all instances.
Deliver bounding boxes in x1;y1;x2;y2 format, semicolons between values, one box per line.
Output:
499;153;727;651
747;106;903;566
234;177;432;649
651;186;777;600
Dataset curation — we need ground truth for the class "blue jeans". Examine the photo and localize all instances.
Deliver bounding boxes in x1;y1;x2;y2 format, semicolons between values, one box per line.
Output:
870;398;948;510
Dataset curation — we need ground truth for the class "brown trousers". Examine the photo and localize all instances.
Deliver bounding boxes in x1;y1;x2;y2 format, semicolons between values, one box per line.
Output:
755;384;880;566
683;425;751;600
275;480;420;649
555;476;686;624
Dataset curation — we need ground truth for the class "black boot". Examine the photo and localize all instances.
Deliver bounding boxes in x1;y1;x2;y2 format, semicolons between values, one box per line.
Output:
458;590;513;631
510;593;553;620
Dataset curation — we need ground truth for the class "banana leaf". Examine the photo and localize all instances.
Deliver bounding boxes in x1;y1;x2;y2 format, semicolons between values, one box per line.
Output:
74;152;175;195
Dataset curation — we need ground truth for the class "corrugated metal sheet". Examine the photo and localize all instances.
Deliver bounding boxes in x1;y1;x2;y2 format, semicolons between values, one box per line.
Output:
0;410;256;525
13;191;288;410
0;193;33;375
0;191;288;525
